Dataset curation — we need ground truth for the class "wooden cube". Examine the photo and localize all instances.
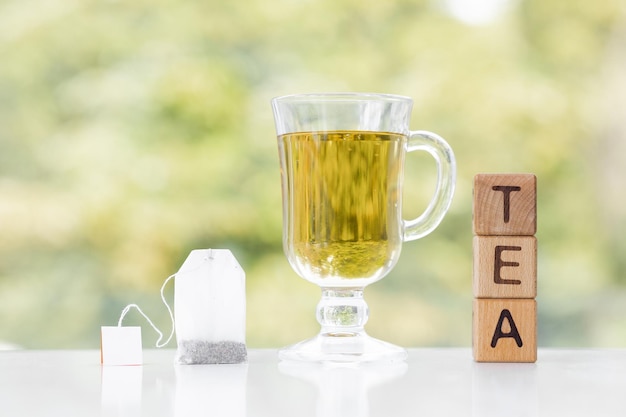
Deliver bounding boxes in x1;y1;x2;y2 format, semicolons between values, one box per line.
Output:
473;299;537;363
473;236;537;299
473;174;537;236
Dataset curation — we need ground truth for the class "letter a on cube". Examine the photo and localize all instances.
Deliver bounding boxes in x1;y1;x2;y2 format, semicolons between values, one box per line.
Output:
473;299;537;363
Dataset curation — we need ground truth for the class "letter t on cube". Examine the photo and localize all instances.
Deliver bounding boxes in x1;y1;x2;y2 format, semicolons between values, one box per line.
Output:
473;173;536;236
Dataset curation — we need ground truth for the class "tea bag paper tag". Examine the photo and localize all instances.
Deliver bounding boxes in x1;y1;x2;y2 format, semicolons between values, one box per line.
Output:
100;326;143;366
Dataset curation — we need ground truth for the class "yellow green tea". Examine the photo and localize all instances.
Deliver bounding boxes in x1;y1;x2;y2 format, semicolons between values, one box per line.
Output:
278;130;406;284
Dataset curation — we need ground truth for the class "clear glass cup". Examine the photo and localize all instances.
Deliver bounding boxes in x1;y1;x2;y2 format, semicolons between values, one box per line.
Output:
272;93;456;362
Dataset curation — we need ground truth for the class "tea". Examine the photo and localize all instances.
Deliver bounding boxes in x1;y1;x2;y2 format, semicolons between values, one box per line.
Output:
278;130;406;286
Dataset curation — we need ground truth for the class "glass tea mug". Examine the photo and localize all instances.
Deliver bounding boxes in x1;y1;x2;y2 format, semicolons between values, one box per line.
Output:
272;93;456;362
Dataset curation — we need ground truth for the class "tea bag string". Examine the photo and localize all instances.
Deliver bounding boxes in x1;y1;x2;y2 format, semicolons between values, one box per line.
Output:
117;273;176;348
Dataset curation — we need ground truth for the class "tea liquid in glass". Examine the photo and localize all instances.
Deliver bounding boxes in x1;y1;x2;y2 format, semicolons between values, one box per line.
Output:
278;130;406;286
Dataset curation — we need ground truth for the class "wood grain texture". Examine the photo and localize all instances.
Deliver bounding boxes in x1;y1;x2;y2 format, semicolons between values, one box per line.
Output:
473;299;537;363
473;173;537;236
473;236;537;299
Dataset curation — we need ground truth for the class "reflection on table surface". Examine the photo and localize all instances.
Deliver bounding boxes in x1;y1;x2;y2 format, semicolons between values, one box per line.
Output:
0;348;625;416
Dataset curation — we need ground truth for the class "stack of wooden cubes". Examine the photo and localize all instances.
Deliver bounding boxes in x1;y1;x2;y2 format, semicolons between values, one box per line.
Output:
472;173;537;363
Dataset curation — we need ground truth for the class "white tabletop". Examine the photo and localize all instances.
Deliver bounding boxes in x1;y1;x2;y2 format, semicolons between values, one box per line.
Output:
0;348;625;416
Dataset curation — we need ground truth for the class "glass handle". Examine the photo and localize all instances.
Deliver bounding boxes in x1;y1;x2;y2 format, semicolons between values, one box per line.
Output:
402;130;457;242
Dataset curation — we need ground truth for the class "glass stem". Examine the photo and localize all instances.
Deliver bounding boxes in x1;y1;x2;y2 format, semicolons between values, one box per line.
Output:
316;288;369;336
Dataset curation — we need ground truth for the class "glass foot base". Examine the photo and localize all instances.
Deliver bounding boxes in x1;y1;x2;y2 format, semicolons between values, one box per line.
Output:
278;332;408;363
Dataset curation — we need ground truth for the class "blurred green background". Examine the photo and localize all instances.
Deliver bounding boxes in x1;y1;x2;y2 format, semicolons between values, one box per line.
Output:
1;0;625;350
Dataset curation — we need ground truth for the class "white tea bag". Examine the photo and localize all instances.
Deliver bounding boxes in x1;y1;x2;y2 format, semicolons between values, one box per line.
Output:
174;249;247;364
107;248;246;365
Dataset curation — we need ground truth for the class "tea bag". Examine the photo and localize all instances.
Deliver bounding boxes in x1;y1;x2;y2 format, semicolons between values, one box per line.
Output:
103;248;246;365
174;249;247;364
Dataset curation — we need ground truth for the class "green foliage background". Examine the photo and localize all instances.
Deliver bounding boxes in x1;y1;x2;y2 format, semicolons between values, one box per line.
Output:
1;0;625;348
